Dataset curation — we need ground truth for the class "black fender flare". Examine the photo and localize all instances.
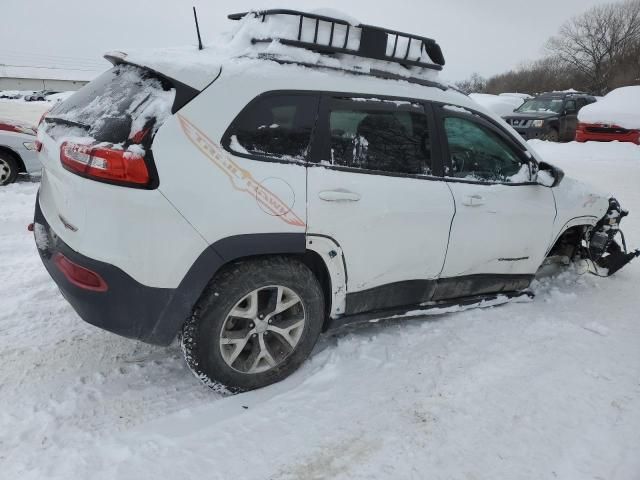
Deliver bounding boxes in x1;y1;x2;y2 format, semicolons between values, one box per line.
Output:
149;233;306;344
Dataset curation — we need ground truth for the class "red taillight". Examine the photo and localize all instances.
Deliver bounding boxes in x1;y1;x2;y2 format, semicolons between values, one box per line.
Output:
60;141;149;186
53;253;108;292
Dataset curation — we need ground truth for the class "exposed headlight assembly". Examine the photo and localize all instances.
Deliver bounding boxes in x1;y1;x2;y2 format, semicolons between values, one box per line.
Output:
532;120;545;128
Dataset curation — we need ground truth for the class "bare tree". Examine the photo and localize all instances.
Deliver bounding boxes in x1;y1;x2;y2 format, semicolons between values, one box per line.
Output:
454;73;487;94
547;0;640;93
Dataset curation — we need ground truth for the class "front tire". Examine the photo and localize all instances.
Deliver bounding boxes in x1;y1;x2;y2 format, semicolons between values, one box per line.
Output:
0;152;19;186
181;256;325;392
541;128;559;142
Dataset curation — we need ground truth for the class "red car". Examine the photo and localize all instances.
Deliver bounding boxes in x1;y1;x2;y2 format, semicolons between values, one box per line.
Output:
576;86;640;145
576;122;640;145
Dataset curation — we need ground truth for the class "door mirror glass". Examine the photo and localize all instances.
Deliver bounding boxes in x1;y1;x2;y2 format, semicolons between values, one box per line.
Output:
443;116;531;183
536;161;564;187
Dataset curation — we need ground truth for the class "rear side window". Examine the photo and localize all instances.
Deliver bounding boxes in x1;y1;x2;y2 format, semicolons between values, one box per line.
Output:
327;99;432;175
46;64;175;146
226;94;319;161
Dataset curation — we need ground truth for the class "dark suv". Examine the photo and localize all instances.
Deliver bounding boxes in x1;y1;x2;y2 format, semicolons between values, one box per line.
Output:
502;92;596;142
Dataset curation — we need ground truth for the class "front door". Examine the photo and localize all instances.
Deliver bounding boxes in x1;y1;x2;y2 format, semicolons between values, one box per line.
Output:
435;107;556;295
307;96;455;313
561;98;578;140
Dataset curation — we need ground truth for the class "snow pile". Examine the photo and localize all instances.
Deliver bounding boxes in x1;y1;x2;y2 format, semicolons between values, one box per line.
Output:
109;11;441;91
0;98;50;124
46;91;75;103
0;117;36;135
499;92;532;100
578;86;640;129
469;93;522;116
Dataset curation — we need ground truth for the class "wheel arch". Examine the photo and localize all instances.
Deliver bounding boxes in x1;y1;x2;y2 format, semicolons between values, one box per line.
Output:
152;233;347;344
545;216;599;257
0;145;25;173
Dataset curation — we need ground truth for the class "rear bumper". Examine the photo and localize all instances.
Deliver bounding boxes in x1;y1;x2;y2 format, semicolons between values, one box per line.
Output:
576;130;640;144
34;195;181;345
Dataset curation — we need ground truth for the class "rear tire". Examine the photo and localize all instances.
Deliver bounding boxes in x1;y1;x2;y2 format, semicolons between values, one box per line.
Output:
0;152;19;186
181;256;325;393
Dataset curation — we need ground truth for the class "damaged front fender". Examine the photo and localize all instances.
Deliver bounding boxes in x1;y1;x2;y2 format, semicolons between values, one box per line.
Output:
586;198;640;275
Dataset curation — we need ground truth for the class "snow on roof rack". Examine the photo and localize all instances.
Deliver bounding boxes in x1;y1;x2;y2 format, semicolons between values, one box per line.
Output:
228;9;445;71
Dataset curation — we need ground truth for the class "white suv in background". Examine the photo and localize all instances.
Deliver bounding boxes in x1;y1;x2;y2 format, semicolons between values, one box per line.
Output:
33;10;638;392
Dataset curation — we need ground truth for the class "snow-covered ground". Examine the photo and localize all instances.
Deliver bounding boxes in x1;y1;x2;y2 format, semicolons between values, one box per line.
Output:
0;99;50;125
1;137;639;479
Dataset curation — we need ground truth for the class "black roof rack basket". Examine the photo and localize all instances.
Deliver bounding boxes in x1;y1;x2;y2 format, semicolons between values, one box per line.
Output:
228;9;445;71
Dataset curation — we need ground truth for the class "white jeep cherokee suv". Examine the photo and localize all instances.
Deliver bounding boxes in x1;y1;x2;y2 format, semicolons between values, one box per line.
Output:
33;10;637;392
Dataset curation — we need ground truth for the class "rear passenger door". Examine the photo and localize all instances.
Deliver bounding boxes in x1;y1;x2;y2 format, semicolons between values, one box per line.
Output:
306;95;455;313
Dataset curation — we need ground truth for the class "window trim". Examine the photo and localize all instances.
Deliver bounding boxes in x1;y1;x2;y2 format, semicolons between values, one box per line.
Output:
433;104;539;186
221;90;322;165
220;89;543;187
312;93;445;178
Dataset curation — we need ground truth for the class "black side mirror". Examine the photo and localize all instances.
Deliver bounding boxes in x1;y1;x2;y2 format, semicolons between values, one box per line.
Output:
537;161;564;187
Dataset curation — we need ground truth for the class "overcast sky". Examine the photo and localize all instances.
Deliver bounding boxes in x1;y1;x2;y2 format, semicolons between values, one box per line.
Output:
1;0;617;82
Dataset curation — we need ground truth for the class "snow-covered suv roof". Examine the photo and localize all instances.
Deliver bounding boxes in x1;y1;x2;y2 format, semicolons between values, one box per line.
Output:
105;9;446;91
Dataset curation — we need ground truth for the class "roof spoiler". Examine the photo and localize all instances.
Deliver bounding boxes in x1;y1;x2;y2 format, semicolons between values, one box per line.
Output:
228;9;445;71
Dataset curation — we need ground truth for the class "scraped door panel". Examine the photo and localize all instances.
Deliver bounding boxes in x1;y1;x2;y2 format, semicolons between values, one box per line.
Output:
308;167;455;291
441;182;556;277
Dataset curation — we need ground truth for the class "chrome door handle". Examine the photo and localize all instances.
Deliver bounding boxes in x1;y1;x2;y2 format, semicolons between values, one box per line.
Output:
318;190;361;202
462;194;484;206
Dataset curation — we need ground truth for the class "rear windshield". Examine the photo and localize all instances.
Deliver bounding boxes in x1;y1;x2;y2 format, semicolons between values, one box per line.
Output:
46;64;175;146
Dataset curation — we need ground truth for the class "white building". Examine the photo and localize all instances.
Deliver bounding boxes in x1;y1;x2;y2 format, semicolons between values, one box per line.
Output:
0;65;102;91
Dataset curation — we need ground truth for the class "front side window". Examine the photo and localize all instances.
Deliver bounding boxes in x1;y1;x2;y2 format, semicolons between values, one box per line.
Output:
327;100;432;175
565;99;577;113
444;116;528;183
227;94;318;161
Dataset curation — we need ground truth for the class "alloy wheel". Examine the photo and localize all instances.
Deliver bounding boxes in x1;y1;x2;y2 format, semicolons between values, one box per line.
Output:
219;285;306;374
0;158;11;185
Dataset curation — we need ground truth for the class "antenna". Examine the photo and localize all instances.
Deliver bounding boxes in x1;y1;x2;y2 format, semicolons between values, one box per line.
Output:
193;6;203;50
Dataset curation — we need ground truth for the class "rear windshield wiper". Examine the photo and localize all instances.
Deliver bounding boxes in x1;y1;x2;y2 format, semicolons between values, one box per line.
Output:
44;117;91;131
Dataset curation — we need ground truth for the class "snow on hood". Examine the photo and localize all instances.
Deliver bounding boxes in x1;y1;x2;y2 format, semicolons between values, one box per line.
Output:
0;118;36;135
499;92;533;100
578;86;640;130
469;93;521;116
105;11;440;91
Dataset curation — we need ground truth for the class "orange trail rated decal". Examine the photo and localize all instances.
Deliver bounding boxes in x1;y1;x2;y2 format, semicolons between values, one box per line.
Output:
177;114;305;227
